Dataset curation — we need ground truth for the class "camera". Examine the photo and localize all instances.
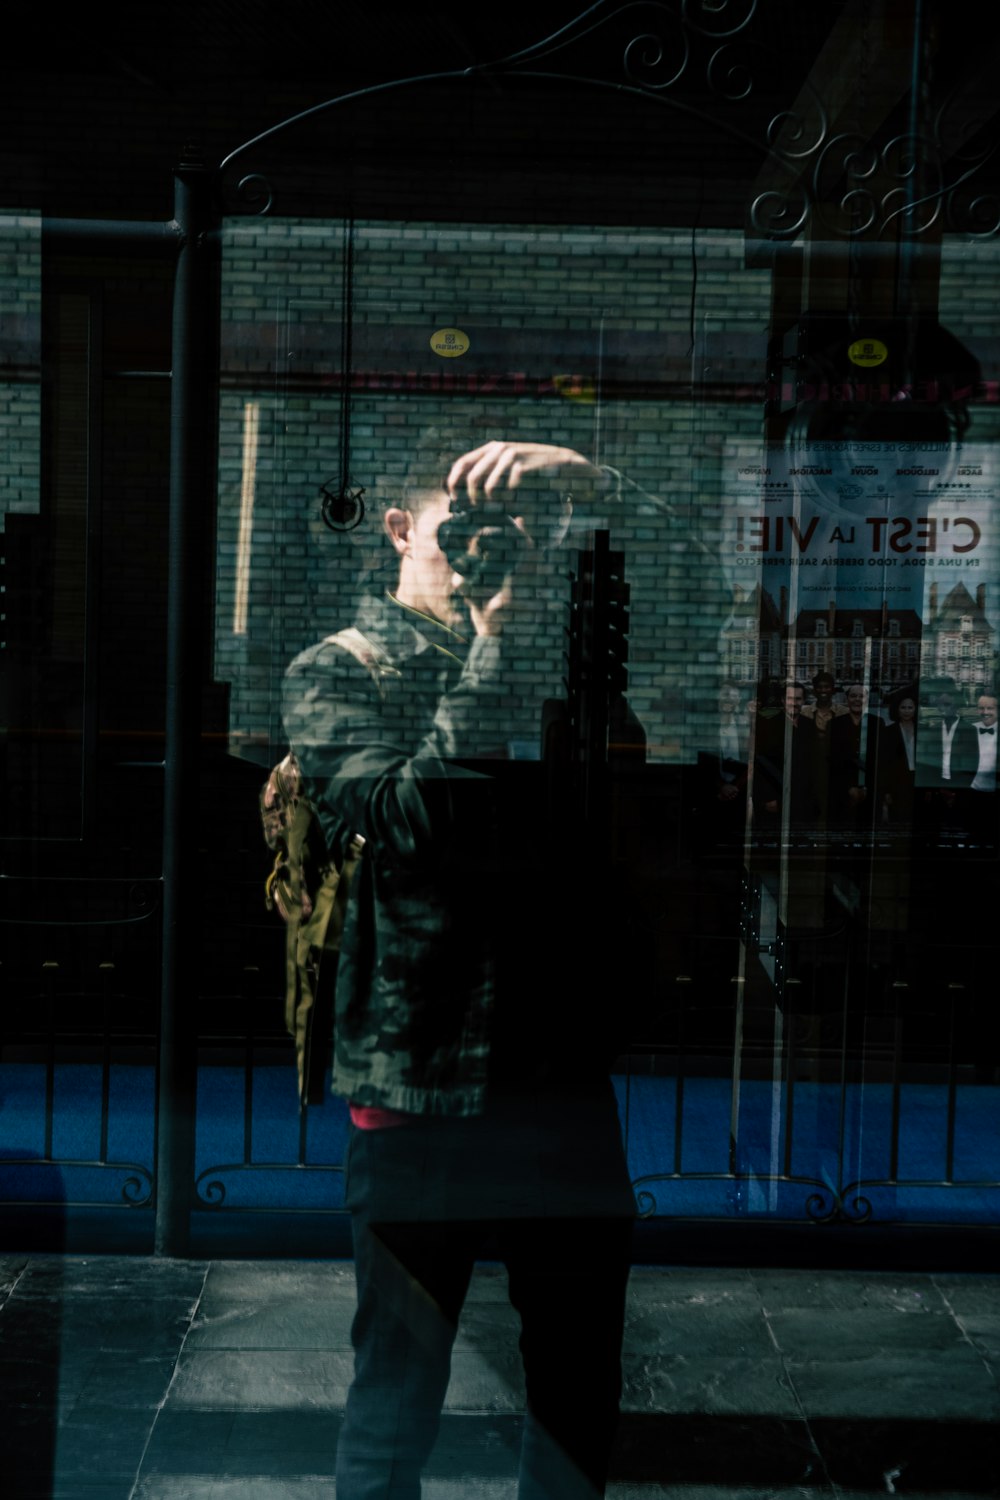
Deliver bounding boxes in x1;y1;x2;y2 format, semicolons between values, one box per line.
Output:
437;506;530;592
437;481;573;593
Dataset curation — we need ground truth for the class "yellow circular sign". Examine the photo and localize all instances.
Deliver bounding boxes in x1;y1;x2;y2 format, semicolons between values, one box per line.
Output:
847;337;888;368
430;327;470;358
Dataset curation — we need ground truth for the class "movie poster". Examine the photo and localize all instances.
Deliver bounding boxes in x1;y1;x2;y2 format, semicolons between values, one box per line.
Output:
723;439;998;708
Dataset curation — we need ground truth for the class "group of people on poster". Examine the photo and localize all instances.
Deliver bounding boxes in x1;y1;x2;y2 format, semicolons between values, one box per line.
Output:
700;672;999;849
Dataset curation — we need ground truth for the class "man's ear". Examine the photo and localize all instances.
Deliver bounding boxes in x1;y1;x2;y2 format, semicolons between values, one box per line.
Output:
384;507;413;556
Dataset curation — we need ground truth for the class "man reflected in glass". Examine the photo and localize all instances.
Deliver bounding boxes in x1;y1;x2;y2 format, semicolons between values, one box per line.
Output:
282;431;635;1500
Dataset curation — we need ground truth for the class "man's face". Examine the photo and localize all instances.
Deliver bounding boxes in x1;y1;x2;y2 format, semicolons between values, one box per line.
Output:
978;696;998;727
784;686;803;720
936;691;956;718
846;685;865;716
813;676;834;704
394;492;467;629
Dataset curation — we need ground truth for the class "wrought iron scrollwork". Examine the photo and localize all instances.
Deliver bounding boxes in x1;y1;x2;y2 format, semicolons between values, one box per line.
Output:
948;188;1000;239
193;1161;346;1210
805;1184;873;1224
630;1169;879;1226
838;1188;873;1224
749;187;810;241
681;0;757;40
121;1169;154;1207
234;173;274;216
506;0;760;101
706;44;753;102
218;3;1000;239
195;1169;228;1206
622;18;688;91
0;1160;155;1209
804;1188;836;1223
220;2;763;216
761;85;1000;240
765;101;827;163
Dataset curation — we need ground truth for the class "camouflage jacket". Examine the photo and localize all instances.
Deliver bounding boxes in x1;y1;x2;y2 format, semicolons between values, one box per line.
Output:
282;592;514;1117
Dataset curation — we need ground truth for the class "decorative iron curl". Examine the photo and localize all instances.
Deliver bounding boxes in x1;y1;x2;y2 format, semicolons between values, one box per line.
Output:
706;43;753;101
234;173;274;216
838;188;879;237
805;1186;873;1224
623;24;688;90
865;107;1000;240
819;132;880;191
882;131;923;185
879;186;942;237
766;101;828;162
805;1189;837;1223
812;133;880;237
682;0;757;40
749;188;809;240
841;1193;873;1224
876;132;943;236
195;1171;228;1206
121;1170;153;1207
948;189;1000;239
634;1187;658;1217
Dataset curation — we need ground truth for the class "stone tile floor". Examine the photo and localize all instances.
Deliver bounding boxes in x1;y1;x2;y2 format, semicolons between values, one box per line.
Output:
2;1254;998;1498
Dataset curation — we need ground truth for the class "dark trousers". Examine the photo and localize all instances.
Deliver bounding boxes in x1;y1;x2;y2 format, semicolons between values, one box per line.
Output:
336;1106;634;1500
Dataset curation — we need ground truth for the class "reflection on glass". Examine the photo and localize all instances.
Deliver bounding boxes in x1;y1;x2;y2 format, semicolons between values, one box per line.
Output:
219;215;1000;1272
232;400;260;637
1;239;82;842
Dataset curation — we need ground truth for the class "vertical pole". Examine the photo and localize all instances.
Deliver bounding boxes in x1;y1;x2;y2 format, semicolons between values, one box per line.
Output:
897;0;926;383
155;157;219;1255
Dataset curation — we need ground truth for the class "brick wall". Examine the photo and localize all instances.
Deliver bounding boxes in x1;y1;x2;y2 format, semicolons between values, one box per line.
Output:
0;214;41;532
213;218;770;764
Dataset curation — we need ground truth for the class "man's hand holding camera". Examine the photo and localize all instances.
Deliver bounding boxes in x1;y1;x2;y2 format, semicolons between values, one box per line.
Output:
443;441;603;637
445;439;603;505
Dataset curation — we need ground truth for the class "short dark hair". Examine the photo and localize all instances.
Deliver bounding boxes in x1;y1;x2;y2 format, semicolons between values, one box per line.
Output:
887;687;919;722
401;426;482;513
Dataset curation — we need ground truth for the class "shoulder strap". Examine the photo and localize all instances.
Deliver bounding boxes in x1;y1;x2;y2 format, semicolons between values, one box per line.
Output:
322;625;402;701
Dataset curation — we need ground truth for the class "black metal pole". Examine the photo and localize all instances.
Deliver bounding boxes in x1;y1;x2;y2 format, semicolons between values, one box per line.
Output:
41;219;182;252
898;0;926;387
155;158;219;1255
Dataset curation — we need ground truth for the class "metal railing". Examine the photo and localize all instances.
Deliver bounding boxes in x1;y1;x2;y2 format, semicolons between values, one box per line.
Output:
4;926;998;1233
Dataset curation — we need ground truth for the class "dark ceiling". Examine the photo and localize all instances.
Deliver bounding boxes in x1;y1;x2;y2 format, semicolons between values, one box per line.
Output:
4;2;1000;231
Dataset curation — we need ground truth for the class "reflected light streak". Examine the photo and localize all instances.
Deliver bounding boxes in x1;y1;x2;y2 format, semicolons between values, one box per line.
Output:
233;400;259;636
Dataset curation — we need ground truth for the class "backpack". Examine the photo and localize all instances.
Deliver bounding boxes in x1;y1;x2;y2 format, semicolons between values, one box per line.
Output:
261;626;396;1104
